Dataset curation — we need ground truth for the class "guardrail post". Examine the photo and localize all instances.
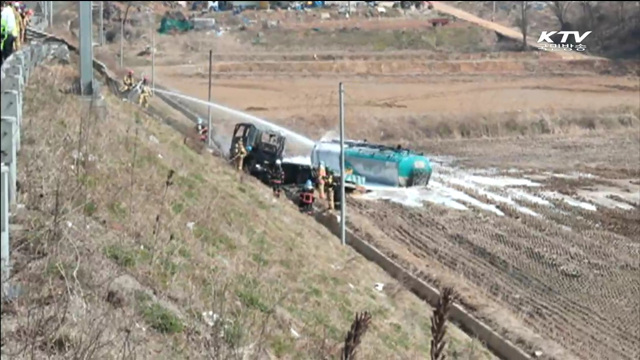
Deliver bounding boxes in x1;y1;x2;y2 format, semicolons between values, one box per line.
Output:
4;68;24;101
11;53;27;86
2;90;22;153
22;50;32;81
26;45;38;73
0;117;17;205
1;75;22;98
1;164;9;288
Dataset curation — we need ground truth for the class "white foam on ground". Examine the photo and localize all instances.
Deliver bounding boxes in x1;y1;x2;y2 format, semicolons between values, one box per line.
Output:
465;175;541;187
360;187;427;208
541;192;597;211
361;185;470;211
551;172;597;179
439;176;539;217
507;189;553;206
429;181;505;216
155;88;634;220
480;191;539;217
576;190;635;211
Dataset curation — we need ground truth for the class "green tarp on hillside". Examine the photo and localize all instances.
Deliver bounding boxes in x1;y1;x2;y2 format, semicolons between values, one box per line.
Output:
158;18;194;34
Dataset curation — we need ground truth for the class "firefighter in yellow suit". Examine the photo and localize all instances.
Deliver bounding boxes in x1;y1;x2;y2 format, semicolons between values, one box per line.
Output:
11;2;21;51
138;76;152;108
316;161;327;199
324;170;335;210
120;70;135;92
233;140;248;170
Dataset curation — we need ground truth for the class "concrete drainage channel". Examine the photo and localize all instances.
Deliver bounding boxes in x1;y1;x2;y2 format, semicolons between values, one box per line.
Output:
25;27;534;360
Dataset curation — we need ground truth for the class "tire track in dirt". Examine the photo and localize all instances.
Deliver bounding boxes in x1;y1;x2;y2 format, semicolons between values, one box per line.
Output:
390;205;621;343
348;199;639;360
436;208;638;357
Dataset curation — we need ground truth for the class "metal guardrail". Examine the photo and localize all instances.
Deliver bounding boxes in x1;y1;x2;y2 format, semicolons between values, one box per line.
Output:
0;19;64;296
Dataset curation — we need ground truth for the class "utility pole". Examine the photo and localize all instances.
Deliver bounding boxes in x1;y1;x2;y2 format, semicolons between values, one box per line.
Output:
207;50;213;148
99;1;104;46
339;82;346;246
492;1;496;22
151;24;156;92
42;1;48;26
120;17;124;68
79;1;94;95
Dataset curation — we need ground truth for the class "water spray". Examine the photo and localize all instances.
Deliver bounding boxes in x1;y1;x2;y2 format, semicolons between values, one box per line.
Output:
153;88;316;148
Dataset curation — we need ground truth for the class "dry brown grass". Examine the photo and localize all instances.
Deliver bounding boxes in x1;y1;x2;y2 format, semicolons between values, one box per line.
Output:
344;106;640;144
1;63;495;359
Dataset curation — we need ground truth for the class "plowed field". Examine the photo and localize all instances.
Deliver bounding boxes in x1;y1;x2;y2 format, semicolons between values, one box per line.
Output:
347;194;639;360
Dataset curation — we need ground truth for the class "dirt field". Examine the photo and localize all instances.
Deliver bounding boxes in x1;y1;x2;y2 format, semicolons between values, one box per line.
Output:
347;163;640;360
70;2;640;359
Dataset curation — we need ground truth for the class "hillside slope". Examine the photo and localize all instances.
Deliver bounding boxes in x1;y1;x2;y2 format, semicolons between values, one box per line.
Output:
0;62;493;359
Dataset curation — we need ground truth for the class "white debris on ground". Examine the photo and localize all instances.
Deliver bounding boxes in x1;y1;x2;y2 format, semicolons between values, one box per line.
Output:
281;152;635;218
202;311;220;327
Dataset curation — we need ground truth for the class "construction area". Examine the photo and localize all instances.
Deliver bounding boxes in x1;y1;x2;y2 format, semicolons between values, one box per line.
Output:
2;1;639;360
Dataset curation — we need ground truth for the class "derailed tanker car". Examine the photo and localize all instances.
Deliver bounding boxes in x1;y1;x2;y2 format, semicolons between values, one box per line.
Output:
229;123;286;182
310;140;433;187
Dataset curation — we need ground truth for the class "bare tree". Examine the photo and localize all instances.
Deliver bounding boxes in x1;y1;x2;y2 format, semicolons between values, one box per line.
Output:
520;1;529;50
579;1;605;47
341;312;372;360
548;1;575;29
122;2;133;25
